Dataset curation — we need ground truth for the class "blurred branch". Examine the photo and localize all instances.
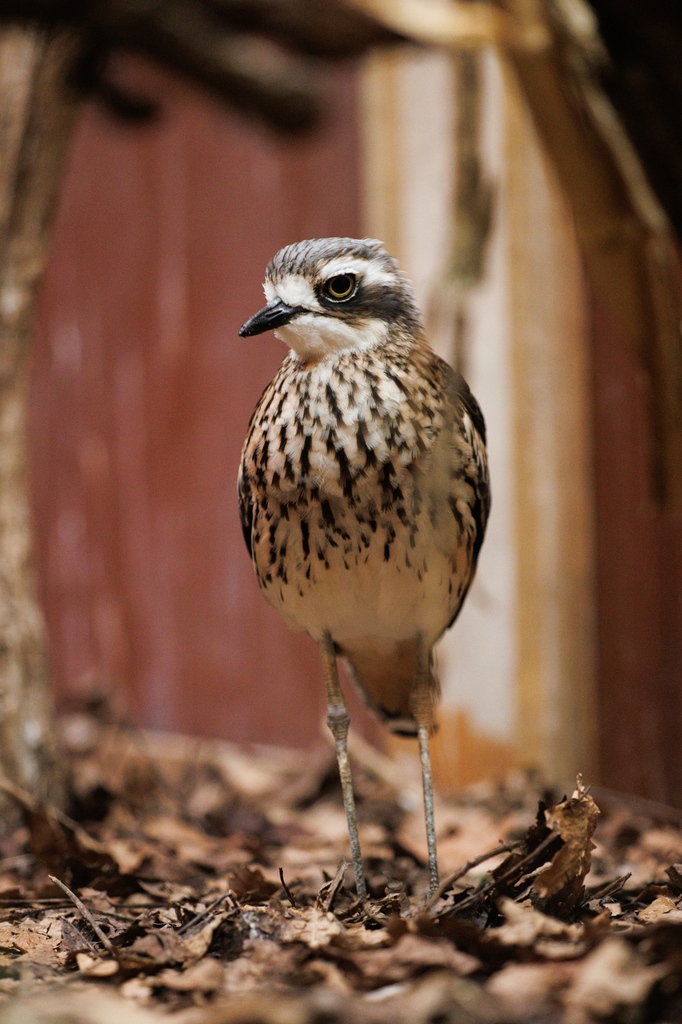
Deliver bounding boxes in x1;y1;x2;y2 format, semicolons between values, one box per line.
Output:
450;52;495;289
0;0;404;131
427;50;495;375
0;27;77;816
346;0;550;51
90;0;321;131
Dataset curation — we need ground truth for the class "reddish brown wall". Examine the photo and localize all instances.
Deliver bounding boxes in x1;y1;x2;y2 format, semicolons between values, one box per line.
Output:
30;59;366;746
591;295;682;804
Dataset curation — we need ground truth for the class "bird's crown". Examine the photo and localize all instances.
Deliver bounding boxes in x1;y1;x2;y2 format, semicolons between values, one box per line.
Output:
239;237;423;363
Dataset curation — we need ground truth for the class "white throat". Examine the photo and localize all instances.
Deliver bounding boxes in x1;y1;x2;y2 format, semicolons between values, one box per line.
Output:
275;314;388;362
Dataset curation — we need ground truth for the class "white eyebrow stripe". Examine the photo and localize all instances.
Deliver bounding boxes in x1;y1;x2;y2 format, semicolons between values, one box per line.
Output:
263;259;397;311
320;257;395;288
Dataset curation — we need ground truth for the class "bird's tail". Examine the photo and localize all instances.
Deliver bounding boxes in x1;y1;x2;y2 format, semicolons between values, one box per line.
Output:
342;638;439;737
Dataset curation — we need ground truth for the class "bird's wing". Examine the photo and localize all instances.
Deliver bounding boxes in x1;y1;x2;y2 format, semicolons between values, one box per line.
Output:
237;464;254;561
238;370;283;562
451;368;491;560
454;368;487;445
438;363;491;632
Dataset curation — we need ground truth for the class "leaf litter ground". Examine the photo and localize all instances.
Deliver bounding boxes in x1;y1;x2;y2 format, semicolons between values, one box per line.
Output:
0;706;681;1023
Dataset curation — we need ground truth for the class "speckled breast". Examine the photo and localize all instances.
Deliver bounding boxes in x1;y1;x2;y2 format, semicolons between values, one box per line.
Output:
239;342;489;647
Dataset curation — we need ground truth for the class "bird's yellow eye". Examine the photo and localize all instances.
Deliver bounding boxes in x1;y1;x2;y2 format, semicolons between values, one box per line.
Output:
323;273;356;301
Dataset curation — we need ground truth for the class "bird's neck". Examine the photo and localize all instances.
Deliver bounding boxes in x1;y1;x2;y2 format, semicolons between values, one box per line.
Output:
281;321;427;369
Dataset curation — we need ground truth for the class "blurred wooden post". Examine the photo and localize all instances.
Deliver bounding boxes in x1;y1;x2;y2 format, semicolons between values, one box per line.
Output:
359;42;598;787
0;27;77;811
504;65;598;783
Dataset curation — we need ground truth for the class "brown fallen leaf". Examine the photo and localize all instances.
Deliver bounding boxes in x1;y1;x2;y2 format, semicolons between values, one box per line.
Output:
279;906;344;950
302;957;354;995
487;960;576;1018
75;952;119;977
220;938;306;996
4;917;62;968
639;828;682;860
60;917;98;958
533;775;599;915
350;933;481;984
0;779;116;873
120;929;187;968
180;912;229;960
0;875;23;899
637;895;682;923
340;920;391;950
564;937;667;1020
153;957;225;992
488;897;587;960
105;838;150;875
395;970;503;1024
0;991;160;1023
143;814;220;865
228;865;280;904
118;977;154;1004
7;713;682;1021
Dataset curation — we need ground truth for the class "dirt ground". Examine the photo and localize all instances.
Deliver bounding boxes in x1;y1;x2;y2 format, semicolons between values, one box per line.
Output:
0;702;681;1023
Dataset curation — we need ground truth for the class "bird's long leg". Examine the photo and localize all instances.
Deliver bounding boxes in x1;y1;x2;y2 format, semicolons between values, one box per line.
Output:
319;631;368;903
411;635;439;898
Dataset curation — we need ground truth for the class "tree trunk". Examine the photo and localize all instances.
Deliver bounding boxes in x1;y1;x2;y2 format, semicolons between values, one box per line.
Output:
0;26;79;816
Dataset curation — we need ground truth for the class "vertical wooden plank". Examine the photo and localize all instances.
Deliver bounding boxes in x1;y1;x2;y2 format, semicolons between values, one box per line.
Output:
590;292;682;803
359;47;598;789
504;66;598;783
359;50;404;260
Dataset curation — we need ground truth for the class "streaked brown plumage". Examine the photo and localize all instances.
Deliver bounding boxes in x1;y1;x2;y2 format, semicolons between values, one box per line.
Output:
238;237;490;900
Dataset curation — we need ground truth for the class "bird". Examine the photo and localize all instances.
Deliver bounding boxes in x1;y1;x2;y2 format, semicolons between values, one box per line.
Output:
237;237;490;901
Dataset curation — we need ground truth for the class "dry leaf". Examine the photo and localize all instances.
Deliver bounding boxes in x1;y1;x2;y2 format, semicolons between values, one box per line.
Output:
180;913;229;960
533;776;599;913
564;938;667;1019
487;961;575;1017
220;939;304;996
0;992;159;1024
0;780;116;873
153;958;224;992
75;952;119;977
637;895;682;923
342;921;391;949
4;715;682;1021
351;933;481;983
491;897;583;945
228;865;279;903
106;838;149;874
119;978;154;1004
279;907;344;950
143;814;218;863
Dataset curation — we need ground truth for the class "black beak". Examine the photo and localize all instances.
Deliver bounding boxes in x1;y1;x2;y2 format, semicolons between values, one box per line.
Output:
239;299;301;337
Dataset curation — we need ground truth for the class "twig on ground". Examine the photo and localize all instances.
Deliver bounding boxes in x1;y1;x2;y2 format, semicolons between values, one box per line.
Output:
279;867;296;908
49;875;118;959
448;832;559;915
587;873;632;905
318;860;349;914
0;897;70;906
176;891;235;936
425;841;523;911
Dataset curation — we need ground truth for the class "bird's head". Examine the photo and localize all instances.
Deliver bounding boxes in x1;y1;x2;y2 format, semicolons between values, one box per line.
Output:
239;237;422;362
